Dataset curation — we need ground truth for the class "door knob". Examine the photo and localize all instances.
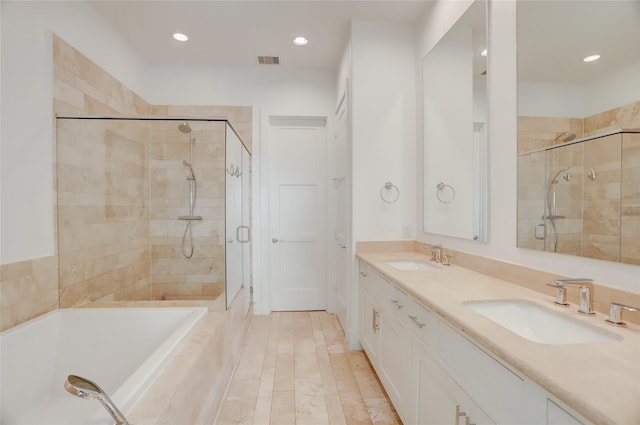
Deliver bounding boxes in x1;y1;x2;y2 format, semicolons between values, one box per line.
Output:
272;238;279;243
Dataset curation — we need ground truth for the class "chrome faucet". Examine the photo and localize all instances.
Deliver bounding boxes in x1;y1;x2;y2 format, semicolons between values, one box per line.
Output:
606;303;640;327
424;244;443;263
548;278;595;315
65;375;130;425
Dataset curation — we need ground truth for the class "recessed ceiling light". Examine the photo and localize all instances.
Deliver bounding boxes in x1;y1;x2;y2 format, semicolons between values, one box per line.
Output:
481;49;488;57
292;36;309;46
583;54;600;62
173;33;189;42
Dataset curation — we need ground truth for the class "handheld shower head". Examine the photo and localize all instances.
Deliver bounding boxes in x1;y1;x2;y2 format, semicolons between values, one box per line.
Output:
183;160;196;180
178;122;192;133
65;375;130;425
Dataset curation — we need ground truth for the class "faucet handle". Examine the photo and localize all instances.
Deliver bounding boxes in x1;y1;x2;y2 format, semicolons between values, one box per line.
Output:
606;303;640;327
546;283;569;306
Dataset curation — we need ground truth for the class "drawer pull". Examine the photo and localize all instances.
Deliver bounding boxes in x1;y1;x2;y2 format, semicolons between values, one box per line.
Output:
360;271;367;277
408;315;426;328
372;308;380;333
391;299;404;309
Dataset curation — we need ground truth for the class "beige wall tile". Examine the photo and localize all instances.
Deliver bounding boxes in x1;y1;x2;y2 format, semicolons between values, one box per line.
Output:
0;256;59;331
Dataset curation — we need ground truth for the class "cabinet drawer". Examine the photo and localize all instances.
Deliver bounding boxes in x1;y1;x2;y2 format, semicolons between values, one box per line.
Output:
438;320;524;423
386;285;408;315
406;298;431;346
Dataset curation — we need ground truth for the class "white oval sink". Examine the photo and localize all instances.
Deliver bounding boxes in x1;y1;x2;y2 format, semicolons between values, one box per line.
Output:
386;260;439;270
464;300;622;345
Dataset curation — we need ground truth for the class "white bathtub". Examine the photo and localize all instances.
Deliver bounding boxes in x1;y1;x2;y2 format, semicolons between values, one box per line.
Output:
0;307;207;424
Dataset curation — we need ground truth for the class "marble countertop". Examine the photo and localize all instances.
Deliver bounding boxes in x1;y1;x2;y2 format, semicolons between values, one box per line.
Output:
357;250;640;425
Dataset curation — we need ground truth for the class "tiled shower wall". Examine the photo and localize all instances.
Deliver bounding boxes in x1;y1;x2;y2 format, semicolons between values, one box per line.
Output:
56;119;151;307
149;121;227;300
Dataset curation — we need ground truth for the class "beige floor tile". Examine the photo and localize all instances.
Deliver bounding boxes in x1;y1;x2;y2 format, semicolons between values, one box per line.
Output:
295;392;331;425
320;366;339;394
363;398;400;425
295;351;321;378
215;312;401;425
252;397;272;425
325;392;348;425
226;378;261;400
216;398;256;425
353;369;385;399
274;352;295;391
258;368;275;398
339;392;372;425
270;391;296;425
295;377;324;395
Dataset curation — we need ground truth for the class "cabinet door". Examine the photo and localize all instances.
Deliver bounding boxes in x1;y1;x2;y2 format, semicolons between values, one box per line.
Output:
415;342;495;425
379;311;410;421
360;284;381;364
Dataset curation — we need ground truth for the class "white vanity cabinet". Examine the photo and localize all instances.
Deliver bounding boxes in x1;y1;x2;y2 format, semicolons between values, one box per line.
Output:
359;264;381;364
413;339;495;425
358;262;411;422
357;260;593;425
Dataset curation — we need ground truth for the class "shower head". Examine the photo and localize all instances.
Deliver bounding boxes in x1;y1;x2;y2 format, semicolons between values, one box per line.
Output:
554;132;576;143
178;122;192;133
65;375;130;424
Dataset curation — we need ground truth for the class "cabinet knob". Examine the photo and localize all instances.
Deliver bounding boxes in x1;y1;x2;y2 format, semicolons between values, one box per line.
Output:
272;237;279;243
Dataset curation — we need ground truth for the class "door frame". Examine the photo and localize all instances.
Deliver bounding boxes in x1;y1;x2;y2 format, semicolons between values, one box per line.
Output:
259;115;329;314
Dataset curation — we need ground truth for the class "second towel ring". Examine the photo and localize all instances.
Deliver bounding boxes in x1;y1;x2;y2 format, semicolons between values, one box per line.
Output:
380;181;400;204
436;182;455;204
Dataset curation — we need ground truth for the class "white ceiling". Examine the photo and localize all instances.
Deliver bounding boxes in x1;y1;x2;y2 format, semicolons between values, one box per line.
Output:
517;1;640;82
90;1;433;70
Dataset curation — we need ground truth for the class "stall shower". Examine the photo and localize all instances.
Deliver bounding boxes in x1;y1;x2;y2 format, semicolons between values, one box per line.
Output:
176;122;201;259
544;166;571;252
55;117;250;311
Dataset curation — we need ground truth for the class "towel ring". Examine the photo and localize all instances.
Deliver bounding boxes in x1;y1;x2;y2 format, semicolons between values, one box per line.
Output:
380;181;400;204
436;182;455;204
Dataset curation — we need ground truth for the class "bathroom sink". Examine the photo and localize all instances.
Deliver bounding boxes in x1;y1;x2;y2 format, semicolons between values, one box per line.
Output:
464;300;622;345
386;260;439;270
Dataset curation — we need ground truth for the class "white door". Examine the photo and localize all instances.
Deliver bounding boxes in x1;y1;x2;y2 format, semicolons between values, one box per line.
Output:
269;117;327;311
333;89;350;328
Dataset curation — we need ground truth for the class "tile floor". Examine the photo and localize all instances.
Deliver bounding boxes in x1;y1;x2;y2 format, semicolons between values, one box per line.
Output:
214;311;402;425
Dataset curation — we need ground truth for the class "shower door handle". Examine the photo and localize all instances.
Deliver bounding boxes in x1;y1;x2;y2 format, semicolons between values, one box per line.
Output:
237;225;251;243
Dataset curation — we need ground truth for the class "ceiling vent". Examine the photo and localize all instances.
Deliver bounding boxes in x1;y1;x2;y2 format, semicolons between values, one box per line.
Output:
258;56;280;65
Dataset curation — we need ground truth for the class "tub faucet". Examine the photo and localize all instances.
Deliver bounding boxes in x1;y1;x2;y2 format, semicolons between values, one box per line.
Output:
549;278;595;315
65;375;130;425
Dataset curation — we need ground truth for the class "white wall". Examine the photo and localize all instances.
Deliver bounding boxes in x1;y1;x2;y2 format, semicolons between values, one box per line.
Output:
417;1;640;294
351;19;416;241
0;1;148;264
518;59;640;118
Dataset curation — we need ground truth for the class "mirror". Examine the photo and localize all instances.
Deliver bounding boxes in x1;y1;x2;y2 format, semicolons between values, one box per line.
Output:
423;0;488;241
516;1;640;265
